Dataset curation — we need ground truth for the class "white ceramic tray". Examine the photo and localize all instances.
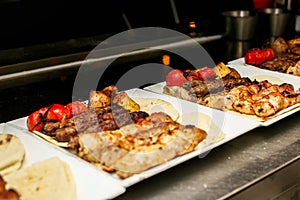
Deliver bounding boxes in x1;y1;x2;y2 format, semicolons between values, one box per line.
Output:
144;62;300;127
6;88;261;188
0;123;126;200
228;57;300;80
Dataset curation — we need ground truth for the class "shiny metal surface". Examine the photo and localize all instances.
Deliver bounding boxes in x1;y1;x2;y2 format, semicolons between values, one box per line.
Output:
230;158;300;200
258;8;292;37
115;112;300;199
223;10;258;41
0;35;222;90
0;34;299;199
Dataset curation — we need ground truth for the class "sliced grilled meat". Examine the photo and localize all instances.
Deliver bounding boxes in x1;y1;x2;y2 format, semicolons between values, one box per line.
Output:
77;112;207;178
258;53;300;72
180;77;252;98
43;104;149;144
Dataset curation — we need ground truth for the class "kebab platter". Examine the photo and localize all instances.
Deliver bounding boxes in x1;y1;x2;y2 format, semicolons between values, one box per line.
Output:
243;37;300;76
3;37;300;200
146;61;300;123
228;37;300;77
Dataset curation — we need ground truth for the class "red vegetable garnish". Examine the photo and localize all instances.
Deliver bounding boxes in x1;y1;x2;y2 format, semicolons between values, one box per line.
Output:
166;69;188;86
27;104;72;132
66;101;89;116
244;48;276;65
166;67;217;86
197;67;216;81
27;107;49;132
263;48;276;61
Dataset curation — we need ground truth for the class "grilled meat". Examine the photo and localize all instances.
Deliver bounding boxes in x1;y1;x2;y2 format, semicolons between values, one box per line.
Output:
43;104;149;145
175;77;252;99
77;112;207;178
258;53;300;73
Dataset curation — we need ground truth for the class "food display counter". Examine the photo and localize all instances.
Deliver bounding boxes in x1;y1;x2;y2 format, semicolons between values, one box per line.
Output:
0;1;300;198
1;33;299;199
115;115;300;200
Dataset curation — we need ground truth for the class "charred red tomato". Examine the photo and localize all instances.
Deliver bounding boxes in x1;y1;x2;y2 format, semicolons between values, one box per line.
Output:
27;107;49;132
165;69;188;86
244;48;276;65
66;101;89;116
197;67;216;81
244;49;257;65
244;48;264;65
263;48;276;61
27;104;72;132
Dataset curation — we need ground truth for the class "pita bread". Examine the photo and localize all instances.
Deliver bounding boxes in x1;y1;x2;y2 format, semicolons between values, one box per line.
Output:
132;98;180;121
0;134;25;176
179;112;225;147
4;157;77;200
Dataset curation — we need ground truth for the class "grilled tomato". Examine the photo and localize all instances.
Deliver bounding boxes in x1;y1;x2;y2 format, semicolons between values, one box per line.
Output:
66;101;89;116
27;104;72;132
166;69;188;86
244;48;276;65
196;67;216;81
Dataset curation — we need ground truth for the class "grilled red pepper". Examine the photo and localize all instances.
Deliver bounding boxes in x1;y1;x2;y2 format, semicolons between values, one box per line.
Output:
66;101;89;116
196;67;216;81
263;47;276;61
166;69;188;86
244;48;276;65
27;104;72;132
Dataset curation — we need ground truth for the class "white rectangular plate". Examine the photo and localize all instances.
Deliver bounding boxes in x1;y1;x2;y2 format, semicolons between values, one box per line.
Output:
0;123;125;200
144;70;300;127
123;88;261;186
6;88;261;188
228;57;300;80
227;61;300;126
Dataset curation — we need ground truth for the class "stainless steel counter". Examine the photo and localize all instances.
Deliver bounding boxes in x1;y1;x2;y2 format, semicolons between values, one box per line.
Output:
115;111;300;200
0;34;299;199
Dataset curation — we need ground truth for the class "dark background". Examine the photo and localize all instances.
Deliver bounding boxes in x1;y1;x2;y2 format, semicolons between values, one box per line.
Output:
0;0;254;51
2;0;293;123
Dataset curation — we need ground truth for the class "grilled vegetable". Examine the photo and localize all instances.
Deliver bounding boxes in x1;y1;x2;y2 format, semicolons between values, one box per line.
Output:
244;48;276;65
166;69;188;86
27;104;72;132
213;62;232;78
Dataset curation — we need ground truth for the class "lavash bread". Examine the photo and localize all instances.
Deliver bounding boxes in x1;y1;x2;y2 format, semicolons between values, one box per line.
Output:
132;98;180;121
0;134;25;176
4;157;77;200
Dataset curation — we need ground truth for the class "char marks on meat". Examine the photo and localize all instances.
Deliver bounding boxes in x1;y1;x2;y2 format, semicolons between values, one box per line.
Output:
258;53;300;72
43;104;149;145
181;77;252;98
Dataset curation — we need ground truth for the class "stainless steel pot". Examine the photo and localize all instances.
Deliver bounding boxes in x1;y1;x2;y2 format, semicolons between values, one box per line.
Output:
257;8;292;37
222;10;258;41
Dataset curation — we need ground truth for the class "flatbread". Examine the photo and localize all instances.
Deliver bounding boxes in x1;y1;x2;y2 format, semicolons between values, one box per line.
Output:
179;112;225;147
4;157;77;200
0;133;25;176
133;97;180;121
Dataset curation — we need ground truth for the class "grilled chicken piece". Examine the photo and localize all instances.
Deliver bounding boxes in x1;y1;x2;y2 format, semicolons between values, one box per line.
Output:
112;91;140;112
224;80;300;118
77;112;207;178
272;37;289;54
89;90;111;109
287;60;300;76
